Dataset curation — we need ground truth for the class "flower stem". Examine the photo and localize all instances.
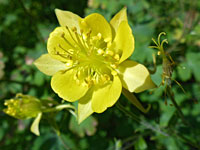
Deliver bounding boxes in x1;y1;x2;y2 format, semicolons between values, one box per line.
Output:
116;101;168;136
116;100;200;149
47;117;70;150
168;128;200;149
166;86;190;126
42;104;75;113
116;101;140;123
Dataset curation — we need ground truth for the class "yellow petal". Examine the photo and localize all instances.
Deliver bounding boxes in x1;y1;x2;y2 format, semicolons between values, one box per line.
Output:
110;7;128;32
78;89;94;124
118;60;156;93
82;13;112;42
112;21;134;63
30;113;42;136
91;75;122;113
51;69;88;102
47;27;76;61
34;54;67;76
55;9;82;31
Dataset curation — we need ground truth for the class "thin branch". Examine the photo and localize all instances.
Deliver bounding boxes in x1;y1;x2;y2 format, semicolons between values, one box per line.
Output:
166;86;190;126
116;101;169;136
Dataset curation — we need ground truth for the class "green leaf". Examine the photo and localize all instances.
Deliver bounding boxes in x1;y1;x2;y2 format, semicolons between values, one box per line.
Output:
33;71;45;86
4;14;17;26
69;115;98;137
159;102;176;127
134;136;147;150
187;52;200;82
131;23;156;63
177;62;192;81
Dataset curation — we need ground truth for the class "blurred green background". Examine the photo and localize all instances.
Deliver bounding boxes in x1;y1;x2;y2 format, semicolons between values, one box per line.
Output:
0;0;200;149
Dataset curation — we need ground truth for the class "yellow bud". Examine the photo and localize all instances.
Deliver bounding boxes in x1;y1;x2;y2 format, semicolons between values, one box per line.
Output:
3;94;42;120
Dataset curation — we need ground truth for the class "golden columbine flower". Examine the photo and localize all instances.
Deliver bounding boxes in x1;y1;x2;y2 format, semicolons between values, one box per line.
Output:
34;7;156;123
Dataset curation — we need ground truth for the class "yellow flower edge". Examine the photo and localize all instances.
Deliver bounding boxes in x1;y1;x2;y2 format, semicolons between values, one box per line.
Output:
34;7;156;123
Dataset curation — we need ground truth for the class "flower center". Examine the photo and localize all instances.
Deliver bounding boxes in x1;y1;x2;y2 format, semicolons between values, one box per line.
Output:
55;25;120;86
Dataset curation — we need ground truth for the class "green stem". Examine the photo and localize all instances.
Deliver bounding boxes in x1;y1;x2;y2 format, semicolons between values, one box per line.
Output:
47;117;70;150
42;104;75;113
117;101;200;149
116;101;168;136
168;128;200;149
57;135;70;150
166;87;189;126
116;101;140;123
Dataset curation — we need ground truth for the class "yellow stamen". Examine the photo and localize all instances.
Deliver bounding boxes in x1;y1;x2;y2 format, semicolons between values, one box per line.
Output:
81;20;87;27
72;27;77;32
97;33;102;40
101;74;110;82
61;33;77;50
114;54;120;61
111;70;117;76
110;64;117;69
105;50;114;56
97;49;104;55
66;60;73;67
107;42;112;48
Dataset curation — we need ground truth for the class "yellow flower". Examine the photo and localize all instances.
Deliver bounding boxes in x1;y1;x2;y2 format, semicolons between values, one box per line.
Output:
34;7;156;123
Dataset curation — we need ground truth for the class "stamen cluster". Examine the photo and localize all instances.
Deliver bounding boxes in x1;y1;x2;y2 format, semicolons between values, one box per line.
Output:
51;24;121;87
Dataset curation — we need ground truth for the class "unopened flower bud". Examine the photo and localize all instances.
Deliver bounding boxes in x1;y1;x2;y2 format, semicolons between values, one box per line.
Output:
3;94;42;120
